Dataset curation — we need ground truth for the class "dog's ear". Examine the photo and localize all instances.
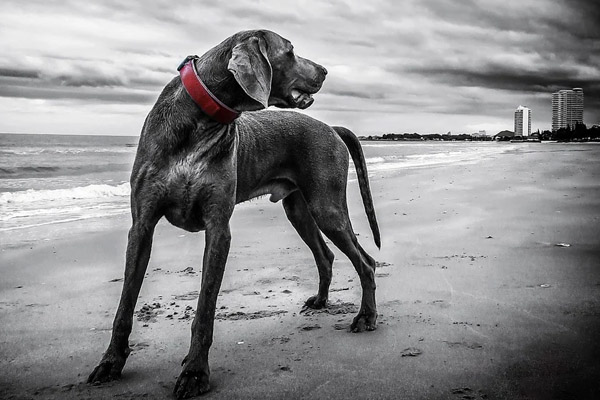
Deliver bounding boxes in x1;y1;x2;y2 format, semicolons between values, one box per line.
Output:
228;36;272;109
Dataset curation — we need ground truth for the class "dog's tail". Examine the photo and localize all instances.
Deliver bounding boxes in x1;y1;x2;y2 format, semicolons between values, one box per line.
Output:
332;126;381;249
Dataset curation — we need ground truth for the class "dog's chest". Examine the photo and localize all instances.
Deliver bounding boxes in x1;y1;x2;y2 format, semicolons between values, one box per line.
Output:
166;153;208;185
160;146;236;231
160;154;210;230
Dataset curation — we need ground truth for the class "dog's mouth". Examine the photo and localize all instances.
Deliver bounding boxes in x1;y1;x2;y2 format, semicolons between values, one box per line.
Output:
290;88;315;109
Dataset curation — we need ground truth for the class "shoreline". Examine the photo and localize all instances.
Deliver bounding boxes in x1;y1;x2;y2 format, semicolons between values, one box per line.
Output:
1;143;599;399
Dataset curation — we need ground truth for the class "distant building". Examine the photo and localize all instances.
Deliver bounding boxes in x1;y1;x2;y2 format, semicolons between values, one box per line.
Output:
514;105;531;137
552;88;584;131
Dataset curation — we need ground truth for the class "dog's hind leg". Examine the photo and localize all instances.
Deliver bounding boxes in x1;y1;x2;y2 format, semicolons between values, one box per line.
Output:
283;191;335;309
307;194;377;333
88;200;161;383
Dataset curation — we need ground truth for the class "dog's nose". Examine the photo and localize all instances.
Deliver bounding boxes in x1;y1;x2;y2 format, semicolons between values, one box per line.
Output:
320;66;328;76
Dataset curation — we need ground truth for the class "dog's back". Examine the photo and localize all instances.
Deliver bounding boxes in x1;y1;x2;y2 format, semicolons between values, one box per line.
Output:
235;110;347;200
235;110;380;248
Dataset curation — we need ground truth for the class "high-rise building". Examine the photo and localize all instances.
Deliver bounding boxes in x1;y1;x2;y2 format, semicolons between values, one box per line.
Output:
514;105;531;137
552;88;584;131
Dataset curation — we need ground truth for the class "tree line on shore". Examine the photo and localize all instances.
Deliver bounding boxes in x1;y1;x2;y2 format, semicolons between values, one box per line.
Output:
360;123;600;142
538;124;600;142
361;133;493;141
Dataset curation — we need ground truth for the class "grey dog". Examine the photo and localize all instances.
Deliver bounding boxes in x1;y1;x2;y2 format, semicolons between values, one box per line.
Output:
88;29;380;398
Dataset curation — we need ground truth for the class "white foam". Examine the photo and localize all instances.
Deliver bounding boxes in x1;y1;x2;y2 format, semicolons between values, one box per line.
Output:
0;208;130;231
365;156;386;164
362;144;517;172
0;182;130;205
1;147;136;155
361;142;453;148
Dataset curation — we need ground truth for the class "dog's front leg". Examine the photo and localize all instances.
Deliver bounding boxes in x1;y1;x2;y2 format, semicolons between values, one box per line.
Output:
174;222;231;399
88;218;158;383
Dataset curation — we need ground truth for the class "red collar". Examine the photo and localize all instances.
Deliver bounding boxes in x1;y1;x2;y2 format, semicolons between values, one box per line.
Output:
178;56;240;124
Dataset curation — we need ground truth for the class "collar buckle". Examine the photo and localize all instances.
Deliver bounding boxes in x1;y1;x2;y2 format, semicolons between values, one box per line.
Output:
177;55;199;72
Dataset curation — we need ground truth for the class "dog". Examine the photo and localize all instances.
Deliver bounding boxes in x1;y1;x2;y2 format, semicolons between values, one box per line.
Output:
88;29;380;399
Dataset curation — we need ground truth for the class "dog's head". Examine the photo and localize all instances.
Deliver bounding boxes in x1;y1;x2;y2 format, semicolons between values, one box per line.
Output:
225;30;327;110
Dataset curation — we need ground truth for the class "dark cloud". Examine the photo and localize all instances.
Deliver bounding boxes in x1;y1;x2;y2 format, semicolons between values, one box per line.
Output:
0;63;160;104
0;67;40;79
323;87;388;101
129;76;171;88
405;62;599;93
399;62;600;122
223;4;304;26
0;83;157;104
377;0;600;122
50;74;125;88
0;59;171;102
540;0;600;40
114;47;175;59
14;0;191;26
330;89;384;100
0;66;124;91
421;0;600;40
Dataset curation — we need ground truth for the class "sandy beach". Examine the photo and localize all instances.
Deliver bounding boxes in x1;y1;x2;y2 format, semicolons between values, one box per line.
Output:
1;142;599;400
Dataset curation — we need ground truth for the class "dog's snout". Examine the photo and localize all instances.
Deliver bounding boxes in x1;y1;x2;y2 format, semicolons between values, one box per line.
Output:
314;65;327;86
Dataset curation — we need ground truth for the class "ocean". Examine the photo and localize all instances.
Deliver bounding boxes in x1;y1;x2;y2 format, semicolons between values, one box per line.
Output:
0;133;137;232
0;133;516;234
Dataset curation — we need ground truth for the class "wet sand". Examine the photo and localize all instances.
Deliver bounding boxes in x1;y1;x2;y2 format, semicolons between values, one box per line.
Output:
1;143;599;399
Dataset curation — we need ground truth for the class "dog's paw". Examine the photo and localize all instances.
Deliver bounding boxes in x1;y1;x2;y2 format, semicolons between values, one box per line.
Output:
303;295;328;310
87;360;123;384
173;370;210;399
350;312;377;333
87;347;129;384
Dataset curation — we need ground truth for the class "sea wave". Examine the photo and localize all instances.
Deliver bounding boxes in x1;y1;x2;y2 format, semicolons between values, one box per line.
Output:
0;162;132;179
0;182;130;204
0;166;60;175
0;146;137;155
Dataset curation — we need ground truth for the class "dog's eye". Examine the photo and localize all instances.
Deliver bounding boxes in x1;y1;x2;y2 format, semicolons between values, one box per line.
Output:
287;48;295;57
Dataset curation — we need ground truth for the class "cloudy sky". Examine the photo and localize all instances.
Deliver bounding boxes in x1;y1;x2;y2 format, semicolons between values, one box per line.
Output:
1;0;599;136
